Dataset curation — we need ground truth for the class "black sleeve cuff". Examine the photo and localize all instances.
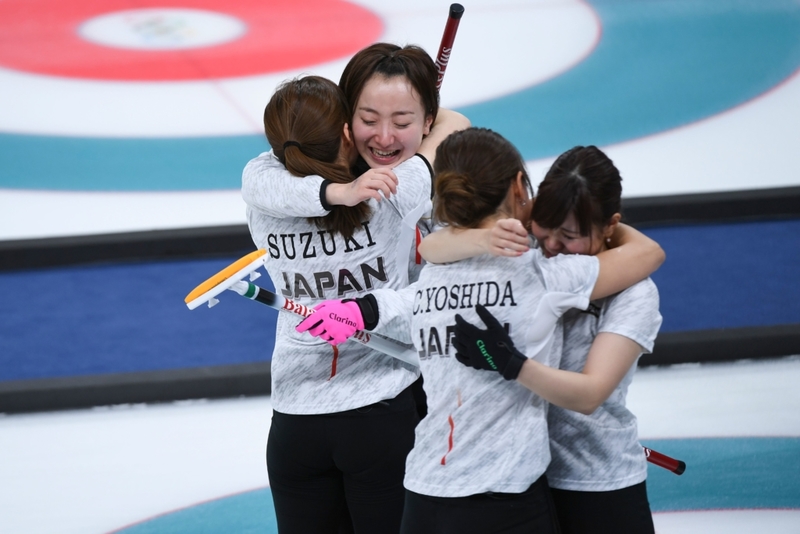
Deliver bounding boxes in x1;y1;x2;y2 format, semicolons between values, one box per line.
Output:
414;154;435;199
319;180;333;211
355;294;380;331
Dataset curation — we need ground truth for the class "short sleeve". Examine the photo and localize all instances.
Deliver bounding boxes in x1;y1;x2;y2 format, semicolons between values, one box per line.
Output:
537;252;600;302
599;278;662;353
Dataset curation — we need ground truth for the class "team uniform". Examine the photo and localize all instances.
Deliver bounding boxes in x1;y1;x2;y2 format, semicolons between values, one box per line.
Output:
371;248;600;534
242;150;432;533
546;279;662;534
350;156;433;285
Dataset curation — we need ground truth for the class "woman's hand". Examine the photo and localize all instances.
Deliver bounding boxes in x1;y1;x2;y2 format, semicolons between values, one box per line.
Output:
295;300;364;345
487;218;529;257
326;168;398;207
452;304;527;380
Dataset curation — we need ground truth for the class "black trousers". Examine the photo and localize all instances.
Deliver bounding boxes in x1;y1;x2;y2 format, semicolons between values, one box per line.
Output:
400;475;561;534
550;481;655;534
266;386;418;534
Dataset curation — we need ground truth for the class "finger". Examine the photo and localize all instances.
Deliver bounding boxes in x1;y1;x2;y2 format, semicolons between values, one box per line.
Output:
498;218;528;238
368;168;399;191
490;243;526;257
296;316;324;334
378;167;399;185
356;180;385;202
306;324;328;337
454;314;476;333
498;234;529;249
453;316;481;338
454;319;484;339
475;304;503;331
371;180;395;200
377;170;399;194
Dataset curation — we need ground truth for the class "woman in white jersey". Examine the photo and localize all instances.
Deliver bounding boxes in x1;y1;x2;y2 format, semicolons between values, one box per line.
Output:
242;75;464;534
294;128;664;533
245;43;464;422
422;145;661;533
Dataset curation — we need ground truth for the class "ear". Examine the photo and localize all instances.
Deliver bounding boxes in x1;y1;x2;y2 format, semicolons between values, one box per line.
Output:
423;114;434;137
342;122;353;145
515;171;527;203
603;212;622;239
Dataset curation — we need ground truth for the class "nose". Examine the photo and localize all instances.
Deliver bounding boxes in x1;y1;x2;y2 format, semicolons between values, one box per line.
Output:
374;123;394;147
545;236;562;252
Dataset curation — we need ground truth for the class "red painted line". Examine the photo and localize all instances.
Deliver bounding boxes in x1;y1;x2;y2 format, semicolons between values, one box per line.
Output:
0;0;382;81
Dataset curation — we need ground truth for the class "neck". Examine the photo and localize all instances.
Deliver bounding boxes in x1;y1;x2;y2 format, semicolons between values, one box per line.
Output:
478;213;506;230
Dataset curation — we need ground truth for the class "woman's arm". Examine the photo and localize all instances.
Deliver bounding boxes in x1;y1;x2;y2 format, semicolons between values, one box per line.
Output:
243;152;401;216
591;224;665;300
516;332;643;414
325;167;399;206
417;109;471;165
241;153;329;218
418;218;529;263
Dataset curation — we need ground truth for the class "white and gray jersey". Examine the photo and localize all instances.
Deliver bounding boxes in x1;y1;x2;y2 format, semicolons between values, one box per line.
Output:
241;150;432;415
373;249;599;497
546;278;662;491
243;150;433;286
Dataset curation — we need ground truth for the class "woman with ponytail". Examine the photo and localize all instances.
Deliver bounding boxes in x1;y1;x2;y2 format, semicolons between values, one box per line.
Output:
242;75;465;534
421;145;662;533
294;128;664;533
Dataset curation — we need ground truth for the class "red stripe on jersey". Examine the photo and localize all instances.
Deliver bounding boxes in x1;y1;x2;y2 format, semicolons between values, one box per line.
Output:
415;227;423;264
329;345;339;380
441;414;455;465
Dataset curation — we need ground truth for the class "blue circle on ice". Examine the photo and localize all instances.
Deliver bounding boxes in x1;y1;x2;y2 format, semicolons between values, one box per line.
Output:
2;0;800;191
112;437;800;532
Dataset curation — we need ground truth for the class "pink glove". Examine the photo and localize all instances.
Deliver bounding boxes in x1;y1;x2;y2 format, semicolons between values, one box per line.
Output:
295;300;365;345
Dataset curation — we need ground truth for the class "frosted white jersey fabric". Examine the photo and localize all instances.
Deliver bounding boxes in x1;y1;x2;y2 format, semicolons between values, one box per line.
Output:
372;249;599;497
242;150;432;414
546;278;662;491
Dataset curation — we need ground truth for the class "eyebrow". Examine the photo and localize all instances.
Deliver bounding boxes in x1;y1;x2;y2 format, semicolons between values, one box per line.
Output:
357;106;416;117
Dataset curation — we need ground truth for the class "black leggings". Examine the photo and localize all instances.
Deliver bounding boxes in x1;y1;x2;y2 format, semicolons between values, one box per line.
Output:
400;475;561;534
266;386;418;534
550;481;655;534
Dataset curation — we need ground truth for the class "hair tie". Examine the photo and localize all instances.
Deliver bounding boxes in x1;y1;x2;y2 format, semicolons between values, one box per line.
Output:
283;140;301;150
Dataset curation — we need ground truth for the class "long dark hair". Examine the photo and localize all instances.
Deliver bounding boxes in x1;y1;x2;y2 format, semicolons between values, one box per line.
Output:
531;145;622;237
432;128;531;228
263;76;369;238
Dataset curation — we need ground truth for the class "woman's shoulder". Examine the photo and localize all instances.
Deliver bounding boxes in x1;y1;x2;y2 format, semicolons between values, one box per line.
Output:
246;149;278;166
395;154;433;179
606;276;659;307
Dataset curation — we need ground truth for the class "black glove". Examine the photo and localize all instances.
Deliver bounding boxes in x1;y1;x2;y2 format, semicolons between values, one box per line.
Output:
453;304;527;381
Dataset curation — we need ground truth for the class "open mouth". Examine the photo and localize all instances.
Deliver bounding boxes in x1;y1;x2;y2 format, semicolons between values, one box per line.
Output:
369;147;401;161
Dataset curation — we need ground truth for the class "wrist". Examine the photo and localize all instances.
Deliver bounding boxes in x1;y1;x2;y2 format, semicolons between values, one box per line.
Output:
344;294;379;330
320;180;334;210
500;344;527;381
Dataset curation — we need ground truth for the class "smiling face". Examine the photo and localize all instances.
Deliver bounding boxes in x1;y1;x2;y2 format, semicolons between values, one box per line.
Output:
351;74;433;168
530;210;607;258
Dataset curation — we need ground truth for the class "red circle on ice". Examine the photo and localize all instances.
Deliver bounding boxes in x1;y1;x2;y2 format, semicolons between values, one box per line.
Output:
0;0;383;81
